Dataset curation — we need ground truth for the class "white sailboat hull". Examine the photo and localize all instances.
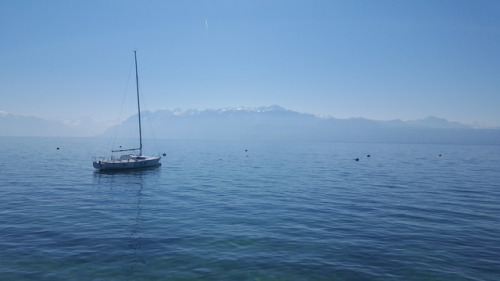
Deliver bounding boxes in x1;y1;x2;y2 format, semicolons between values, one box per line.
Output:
93;155;161;170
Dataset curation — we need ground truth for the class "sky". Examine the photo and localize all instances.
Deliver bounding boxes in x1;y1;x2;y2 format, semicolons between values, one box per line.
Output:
1;0;500;127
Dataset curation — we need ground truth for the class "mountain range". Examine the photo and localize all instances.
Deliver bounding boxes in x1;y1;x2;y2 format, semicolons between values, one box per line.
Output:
0;111;108;137
105;105;500;145
1;106;499;144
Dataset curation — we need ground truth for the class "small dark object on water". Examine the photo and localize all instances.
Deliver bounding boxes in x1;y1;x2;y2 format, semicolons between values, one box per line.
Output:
162;153;166;156
366;154;371;158
245;149;248;152
354;158;359;161
56;147;60;150
438;154;442;157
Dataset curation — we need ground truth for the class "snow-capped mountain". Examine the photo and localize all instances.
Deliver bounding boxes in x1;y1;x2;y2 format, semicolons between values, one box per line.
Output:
2;106;499;144
103;105;500;145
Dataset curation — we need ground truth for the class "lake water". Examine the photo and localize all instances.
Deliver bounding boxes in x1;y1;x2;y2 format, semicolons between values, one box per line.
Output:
0;137;499;281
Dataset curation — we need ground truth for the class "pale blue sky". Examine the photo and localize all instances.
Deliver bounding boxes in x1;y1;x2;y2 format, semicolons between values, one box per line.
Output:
1;0;499;126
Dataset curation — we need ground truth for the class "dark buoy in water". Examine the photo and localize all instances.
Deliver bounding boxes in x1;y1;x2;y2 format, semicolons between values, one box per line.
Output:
366;154;371;158
245;149;248;152
354;157;359;161
162;153;166;156
56;147;60;150
438;154;442;157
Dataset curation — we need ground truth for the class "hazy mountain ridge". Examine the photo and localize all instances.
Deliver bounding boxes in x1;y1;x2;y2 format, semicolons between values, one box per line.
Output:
0;112;106;137
0;113;77;137
107;106;500;145
2;106;499;144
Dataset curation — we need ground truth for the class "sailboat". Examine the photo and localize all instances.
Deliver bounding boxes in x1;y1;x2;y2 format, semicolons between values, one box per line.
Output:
93;51;161;170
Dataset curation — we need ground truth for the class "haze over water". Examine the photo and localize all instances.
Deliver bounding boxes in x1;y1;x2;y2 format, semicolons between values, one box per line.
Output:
1;137;499;280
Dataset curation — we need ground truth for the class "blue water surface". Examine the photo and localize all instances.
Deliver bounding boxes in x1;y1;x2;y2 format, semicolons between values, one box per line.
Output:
0;137;499;280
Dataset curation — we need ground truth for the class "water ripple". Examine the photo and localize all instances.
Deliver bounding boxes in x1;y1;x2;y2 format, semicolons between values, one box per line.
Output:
0;138;499;280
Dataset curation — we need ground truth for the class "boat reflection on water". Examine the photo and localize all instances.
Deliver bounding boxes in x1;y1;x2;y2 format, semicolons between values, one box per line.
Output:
92;168;160;275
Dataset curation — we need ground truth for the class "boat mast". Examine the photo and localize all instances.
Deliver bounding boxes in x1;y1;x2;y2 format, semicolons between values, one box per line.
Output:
134;50;143;156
